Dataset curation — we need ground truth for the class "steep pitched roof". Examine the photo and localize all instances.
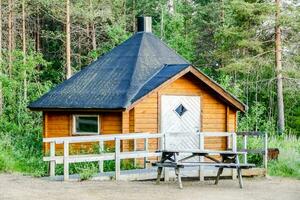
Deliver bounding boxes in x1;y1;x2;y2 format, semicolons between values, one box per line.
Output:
28;32;246;112
28;32;189;110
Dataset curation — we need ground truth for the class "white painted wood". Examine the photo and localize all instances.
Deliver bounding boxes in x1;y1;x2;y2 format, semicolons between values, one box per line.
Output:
63;141;69;181
115;138;121;180
161;95;200;134
99;140;104;173
199;132;204;181
43;133;162;144
263;133;268;170
144;138;149;168
243;135;248;164
42;132;243;181
232;133;237;153
133;139;137;167
200;132;234;137
231;133;237;180
43;152;161;164
50;142;56;177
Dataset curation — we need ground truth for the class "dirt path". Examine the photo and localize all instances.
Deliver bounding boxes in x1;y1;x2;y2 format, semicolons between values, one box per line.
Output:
0;173;299;200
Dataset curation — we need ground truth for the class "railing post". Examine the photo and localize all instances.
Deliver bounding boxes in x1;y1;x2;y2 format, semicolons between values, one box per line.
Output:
231;133;237;180
199;132;205;181
133;138;137;167
144;138;149;168
115;137;121;180
263;132;268;172
99;140;104;173
50;142;56;177
232;133;237;153
163;133;170;182
63;141;69;181
243;135;248;164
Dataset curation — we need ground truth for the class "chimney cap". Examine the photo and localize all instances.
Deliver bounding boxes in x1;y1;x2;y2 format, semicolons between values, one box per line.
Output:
137;16;152;33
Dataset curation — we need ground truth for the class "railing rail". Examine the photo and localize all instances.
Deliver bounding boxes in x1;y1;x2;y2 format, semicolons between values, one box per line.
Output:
44;133;164;181
236;131;268;170
43;131;267;181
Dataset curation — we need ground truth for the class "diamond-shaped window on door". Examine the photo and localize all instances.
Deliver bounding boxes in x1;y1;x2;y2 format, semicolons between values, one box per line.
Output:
174;104;187;117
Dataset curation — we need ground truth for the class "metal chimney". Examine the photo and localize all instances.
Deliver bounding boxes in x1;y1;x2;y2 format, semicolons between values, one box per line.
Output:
137;16;152;33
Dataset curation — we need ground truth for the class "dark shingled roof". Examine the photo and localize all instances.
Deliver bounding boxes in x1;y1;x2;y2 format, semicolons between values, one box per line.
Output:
28;32;190;110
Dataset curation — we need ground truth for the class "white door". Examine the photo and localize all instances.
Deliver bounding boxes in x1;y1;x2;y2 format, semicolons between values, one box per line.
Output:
161;95;201;151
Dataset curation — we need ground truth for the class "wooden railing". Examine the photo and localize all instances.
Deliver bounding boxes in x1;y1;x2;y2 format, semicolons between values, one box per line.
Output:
43;132;267;181
43;133;163;181
236;132;268;169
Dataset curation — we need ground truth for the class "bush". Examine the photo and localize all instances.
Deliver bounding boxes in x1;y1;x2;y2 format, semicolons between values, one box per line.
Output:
76;163;98;181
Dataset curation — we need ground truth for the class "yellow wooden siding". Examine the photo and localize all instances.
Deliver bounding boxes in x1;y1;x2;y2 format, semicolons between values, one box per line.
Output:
44;112;122;153
131;73;237;150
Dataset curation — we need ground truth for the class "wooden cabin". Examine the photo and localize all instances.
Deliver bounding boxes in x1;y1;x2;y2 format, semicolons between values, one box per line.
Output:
28;17;246;154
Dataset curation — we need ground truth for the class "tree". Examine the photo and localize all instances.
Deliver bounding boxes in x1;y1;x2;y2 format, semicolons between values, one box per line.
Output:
275;0;285;133
23;0;27;101
0;0;3;115
66;0;72;79
8;0;13;77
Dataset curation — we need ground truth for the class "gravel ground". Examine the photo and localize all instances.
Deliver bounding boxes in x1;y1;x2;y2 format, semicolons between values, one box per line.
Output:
0;173;299;200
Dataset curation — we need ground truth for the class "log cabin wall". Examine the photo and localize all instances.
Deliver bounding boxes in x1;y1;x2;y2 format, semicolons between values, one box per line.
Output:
43;112;122;153
129;72;238;152
43;73;237;154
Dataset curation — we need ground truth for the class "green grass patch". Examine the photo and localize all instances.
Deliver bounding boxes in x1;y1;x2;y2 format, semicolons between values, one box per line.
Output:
267;135;300;179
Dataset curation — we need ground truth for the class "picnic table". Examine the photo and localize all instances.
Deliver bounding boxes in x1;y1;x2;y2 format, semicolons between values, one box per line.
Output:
152;149;255;189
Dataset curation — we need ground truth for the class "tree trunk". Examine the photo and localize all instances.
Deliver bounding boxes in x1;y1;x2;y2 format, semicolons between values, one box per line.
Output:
0;0;3;116
160;4;164;39
275;0;285;133
22;0;27;101
66;0;72;79
167;0;174;15
89;0;96;51
132;0;136;32
35;7;40;52
8;0;13;77
91;23;96;51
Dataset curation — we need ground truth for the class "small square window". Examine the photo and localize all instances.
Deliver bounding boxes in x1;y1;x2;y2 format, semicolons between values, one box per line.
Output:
174;104;187;117
74;115;99;135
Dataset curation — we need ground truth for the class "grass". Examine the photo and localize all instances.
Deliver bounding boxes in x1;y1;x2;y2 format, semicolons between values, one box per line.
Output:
267;135;300;179
1;128;299;180
241;134;300;179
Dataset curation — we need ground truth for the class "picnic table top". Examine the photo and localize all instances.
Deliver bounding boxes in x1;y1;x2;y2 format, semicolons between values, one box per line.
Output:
157;149;245;155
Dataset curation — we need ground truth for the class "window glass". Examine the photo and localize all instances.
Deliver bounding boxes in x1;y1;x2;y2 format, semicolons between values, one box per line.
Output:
75;116;98;134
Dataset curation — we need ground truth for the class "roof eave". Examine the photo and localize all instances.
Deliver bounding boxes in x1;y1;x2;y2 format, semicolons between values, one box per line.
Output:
28;107;126;112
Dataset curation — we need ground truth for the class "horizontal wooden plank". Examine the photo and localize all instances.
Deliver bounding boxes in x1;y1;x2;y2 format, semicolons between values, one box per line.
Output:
202;114;226;119
134;118;157;124
202;108;226;114
134;109;158;114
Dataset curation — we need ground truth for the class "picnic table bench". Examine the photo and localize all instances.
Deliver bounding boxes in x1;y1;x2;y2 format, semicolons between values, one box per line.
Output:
152;149;255;189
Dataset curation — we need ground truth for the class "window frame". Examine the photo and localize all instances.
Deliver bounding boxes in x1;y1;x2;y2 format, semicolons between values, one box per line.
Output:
72;115;100;135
